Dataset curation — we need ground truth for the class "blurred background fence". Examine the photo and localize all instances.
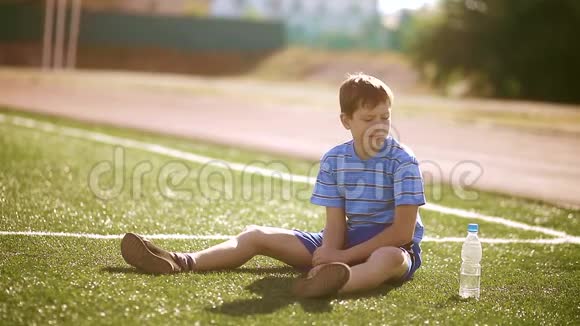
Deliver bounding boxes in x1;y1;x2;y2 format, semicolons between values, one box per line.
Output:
2;0;579;104
0;1;285;74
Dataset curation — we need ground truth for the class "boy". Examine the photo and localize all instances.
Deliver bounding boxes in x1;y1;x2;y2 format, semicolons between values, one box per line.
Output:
121;73;425;298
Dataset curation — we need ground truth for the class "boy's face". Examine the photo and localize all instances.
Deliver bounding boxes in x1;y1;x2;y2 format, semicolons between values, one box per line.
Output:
340;101;391;154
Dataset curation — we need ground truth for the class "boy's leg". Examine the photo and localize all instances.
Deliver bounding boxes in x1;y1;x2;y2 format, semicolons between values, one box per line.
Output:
122;225;313;273
338;246;411;294
185;225;312;271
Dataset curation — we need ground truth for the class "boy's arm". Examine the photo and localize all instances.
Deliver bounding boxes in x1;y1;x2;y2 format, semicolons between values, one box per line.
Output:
321;207;347;249
342;205;418;264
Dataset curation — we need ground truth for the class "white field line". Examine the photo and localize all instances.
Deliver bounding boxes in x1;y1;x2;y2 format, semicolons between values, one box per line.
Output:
425;203;570;238
0;231;229;240
0;113;576;242
0;231;578;244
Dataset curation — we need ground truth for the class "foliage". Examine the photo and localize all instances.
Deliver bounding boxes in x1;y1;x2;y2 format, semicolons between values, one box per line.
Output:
407;0;580;103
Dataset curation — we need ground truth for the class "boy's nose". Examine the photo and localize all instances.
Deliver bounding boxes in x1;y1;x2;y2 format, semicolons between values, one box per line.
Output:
369;121;388;130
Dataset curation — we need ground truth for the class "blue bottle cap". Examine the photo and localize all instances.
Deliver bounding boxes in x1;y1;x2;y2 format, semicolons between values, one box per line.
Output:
468;223;479;232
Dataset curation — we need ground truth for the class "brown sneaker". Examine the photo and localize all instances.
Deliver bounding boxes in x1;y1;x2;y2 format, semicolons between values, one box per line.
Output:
292;262;351;298
121;233;181;274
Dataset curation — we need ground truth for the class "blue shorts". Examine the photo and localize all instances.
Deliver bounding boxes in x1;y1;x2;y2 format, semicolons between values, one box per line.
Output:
293;223;422;282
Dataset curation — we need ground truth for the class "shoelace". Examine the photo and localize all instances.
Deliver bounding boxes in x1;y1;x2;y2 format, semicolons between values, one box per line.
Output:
171;252;196;272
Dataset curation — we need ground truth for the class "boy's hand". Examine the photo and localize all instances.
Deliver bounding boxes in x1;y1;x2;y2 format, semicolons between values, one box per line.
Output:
312;246;349;266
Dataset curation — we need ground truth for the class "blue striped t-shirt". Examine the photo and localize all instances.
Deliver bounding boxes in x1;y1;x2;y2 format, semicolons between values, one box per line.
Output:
310;136;425;244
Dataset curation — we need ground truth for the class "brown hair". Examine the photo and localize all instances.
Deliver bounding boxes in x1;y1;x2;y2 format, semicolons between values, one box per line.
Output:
339;73;394;117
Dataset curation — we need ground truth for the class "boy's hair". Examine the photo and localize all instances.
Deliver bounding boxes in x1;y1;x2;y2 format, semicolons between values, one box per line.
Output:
339;73;394;117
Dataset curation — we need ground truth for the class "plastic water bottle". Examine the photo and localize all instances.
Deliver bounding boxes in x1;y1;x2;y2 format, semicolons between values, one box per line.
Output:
459;223;482;299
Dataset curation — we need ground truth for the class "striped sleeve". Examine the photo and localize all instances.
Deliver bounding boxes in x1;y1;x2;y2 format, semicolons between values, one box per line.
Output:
310;160;345;208
394;160;426;206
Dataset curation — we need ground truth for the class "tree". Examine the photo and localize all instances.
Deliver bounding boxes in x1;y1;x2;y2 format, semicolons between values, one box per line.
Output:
408;0;580;103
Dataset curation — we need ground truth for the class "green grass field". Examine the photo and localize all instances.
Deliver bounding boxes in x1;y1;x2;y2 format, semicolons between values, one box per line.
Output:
1;108;578;325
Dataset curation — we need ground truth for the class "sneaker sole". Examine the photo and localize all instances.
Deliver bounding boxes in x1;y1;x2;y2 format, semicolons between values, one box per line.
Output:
121;233;175;274
292;263;351;298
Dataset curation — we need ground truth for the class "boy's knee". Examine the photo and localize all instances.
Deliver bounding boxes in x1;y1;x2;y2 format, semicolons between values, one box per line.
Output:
369;247;406;267
243;224;262;233
240;225;266;244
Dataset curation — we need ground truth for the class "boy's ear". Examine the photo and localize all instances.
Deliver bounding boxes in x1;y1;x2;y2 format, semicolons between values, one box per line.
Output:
340;113;351;130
